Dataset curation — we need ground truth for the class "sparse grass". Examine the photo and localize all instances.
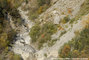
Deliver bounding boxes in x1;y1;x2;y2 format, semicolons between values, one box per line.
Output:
69;18;75;24
75;0;89;21
59;26;89;58
58;24;64;30
28;0;51;21
28;5;50;21
69;0;89;24
48;39;57;47
28;9;39;21
59;31;67;37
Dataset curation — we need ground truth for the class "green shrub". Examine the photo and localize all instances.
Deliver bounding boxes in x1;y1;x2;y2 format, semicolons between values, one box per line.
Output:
30;24;41;42
30;22;57;49
48;39;57;47
61;16;70;24
44;53;47;57
75;0;89;21
28;0;51;21
59;31;66;38
59;26;89;58
37;0;45;6
69;18;75;24
0;0;22;60
0;33;8;49
12;54;21;60
37;0;50;6
0;24;2;33
28;11;39;20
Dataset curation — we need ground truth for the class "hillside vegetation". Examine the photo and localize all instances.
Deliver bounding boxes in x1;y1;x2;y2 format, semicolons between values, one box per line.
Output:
28;0;51;21
58;0;89;58
75;0;89;20
59;16;89;58
0;0;89;60
0;0;24;60
30;22;57;49
59;26;89;58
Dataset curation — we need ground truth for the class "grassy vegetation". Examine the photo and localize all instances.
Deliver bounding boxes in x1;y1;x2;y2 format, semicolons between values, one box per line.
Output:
60;31;66;37
58;0;89;57
30;22;57;49
0;51;22;60
28;0;51;21
68;0;89;24
6;0;24;8
0;0;23;60
0;19;21;60
59;26;89;58
48;39;57;47
75;0;89;20
28;9;39;21
37;0;50;6
61;16;70;24
69;18;75;24
0;0;25;25
44;53;47;57
0;18;21;60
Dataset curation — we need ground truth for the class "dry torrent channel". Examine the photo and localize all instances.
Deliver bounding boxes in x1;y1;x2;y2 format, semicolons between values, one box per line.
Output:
12;6;36;60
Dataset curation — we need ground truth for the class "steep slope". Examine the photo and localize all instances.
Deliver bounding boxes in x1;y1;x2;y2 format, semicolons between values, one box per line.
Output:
10;0;89;60
35;14;89;60
31;0;89;60
59;15;89;58
37;0;85;22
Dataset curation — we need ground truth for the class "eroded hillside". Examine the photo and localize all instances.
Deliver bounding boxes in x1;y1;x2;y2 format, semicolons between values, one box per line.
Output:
0;0;89;60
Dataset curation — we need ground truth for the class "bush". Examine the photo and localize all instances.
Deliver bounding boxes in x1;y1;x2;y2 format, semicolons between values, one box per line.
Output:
0;24;2;33
28;8;39;20
0;33;8;50
59;26;89;58
61;16;70;24
30;24;41;42
30;22;57;49
75;0;89;21
5;52;22;60
72;50;79;57
28;0;51;21
12;54;21;60
37;0;45;6
38;6;43;14
0;0;22;60
69;18;75;24
59;44;71;58
37;0;50;6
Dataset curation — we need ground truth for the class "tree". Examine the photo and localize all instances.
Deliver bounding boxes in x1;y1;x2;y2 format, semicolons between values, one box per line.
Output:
73;50;79;57
60;44;71;57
